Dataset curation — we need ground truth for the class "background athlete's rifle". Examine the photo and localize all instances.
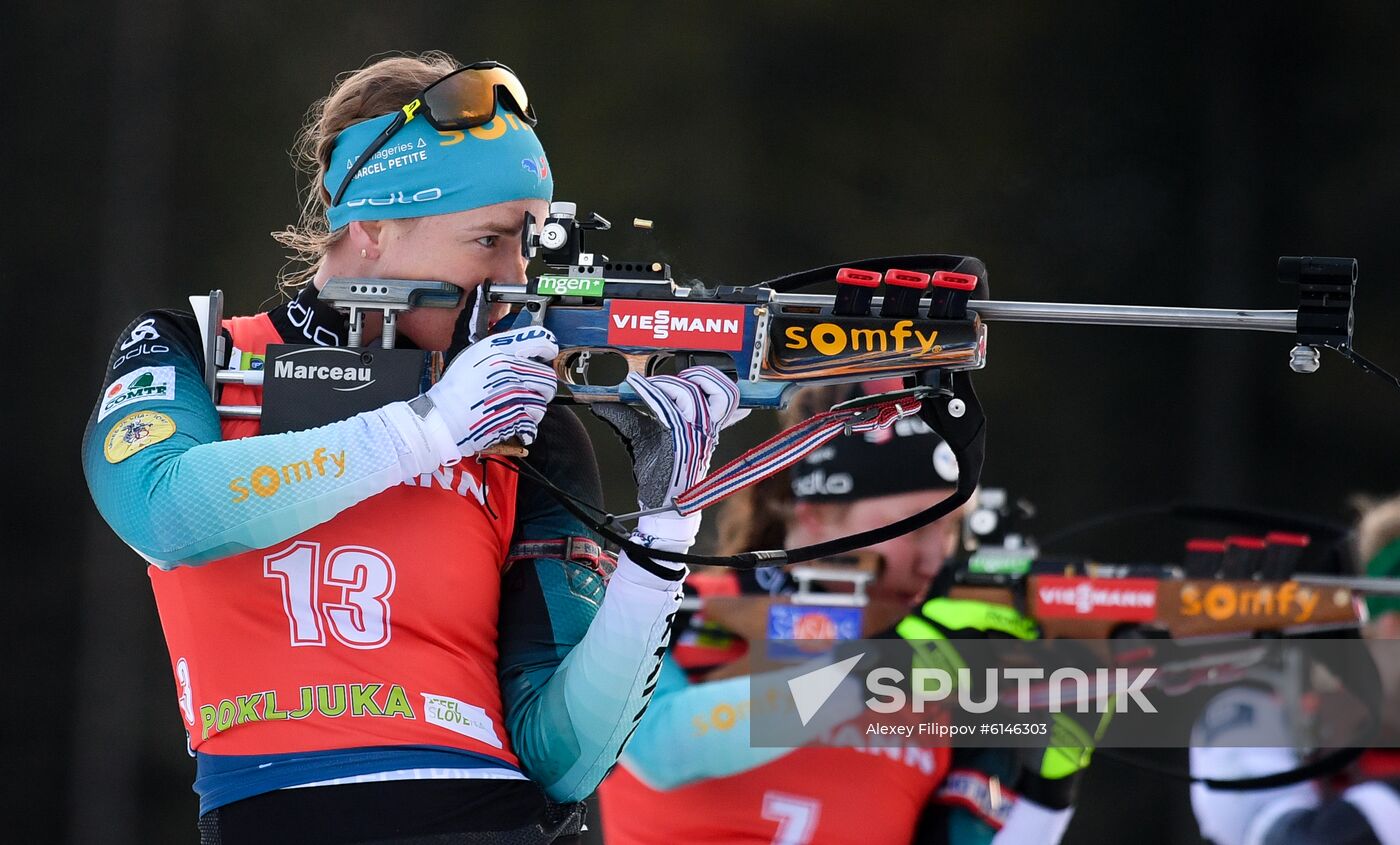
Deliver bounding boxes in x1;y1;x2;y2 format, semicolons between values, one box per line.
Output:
960;498;1398;791
675;492;1400;651
947;491;1400;639
947;558;1399;639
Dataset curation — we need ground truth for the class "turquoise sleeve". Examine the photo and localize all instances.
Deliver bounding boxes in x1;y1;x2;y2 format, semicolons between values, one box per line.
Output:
618;655;798;790
501;559;685;803
498;408;683;803
82;312;409;567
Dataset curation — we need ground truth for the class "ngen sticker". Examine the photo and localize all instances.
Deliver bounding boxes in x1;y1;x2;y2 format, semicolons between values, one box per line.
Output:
537;274;605;298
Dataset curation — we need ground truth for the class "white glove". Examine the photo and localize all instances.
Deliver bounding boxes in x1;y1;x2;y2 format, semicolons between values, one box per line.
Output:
591;366;747;566
1189;687;1318;845
379;326;559;476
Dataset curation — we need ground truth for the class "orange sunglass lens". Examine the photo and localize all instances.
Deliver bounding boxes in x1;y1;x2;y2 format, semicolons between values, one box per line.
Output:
477;68;531;115
425;67;534;127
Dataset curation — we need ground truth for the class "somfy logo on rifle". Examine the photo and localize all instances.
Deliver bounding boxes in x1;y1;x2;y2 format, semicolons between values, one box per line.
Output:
782;319;940;356
1179;581;1326;623
765;314;982;381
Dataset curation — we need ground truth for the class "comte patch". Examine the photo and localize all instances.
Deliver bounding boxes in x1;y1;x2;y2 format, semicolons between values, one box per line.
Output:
104;411;177;464
99;365;176;421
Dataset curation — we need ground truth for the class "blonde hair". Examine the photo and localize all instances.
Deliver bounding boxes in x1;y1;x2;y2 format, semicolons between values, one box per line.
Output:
271;51;461;290
1356;493;1400;565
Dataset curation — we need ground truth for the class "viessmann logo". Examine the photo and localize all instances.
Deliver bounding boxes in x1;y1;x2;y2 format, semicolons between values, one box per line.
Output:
607;301;746;351
272;347;376;392
1032;576;1158;621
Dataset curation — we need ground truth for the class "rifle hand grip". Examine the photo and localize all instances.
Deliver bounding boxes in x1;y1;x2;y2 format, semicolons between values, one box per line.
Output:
479;439;529;458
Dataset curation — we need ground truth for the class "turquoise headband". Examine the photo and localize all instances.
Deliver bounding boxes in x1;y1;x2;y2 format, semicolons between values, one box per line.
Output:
325;109;553;230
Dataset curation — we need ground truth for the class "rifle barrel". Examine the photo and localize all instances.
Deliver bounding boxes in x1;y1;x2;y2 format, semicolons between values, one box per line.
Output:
770;294;1297;333
490;284;1299;334
972;301;1296;333
1294;574;1400;596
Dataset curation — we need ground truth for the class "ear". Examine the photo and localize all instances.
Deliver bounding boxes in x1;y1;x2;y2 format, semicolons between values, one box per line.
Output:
944;497;967;556
345;220;387;259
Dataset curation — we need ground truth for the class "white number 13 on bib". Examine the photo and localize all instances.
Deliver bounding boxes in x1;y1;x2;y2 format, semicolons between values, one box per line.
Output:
264;541;396;649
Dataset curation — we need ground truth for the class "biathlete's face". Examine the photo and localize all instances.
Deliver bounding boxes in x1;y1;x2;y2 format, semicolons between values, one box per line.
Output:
791;488;962;609
343;198;549;351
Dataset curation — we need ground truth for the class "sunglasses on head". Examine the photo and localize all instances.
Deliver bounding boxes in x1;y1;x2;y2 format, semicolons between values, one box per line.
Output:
330;60;537;208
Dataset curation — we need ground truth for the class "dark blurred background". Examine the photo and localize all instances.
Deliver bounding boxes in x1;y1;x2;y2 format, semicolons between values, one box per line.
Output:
7;1;1400;842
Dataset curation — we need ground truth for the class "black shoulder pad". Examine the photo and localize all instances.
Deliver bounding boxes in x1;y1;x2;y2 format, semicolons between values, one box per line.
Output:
103;309;205;383
521;406;604;512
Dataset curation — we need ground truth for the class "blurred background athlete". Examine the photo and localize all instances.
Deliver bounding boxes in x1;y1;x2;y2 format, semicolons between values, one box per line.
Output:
1190;493;1400;845
597;382;1088;844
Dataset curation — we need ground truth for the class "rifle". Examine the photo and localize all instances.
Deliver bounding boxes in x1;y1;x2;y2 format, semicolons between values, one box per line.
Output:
675;546;1400;652
478;201;1397;571
945;494;1400;639
947;560;1394;639
200;199;1396;570
678;504;1397;790
676;495;1400;687
484;201;1393;409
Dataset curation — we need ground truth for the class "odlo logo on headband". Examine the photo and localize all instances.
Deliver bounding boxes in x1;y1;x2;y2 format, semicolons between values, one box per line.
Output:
345;187;444;210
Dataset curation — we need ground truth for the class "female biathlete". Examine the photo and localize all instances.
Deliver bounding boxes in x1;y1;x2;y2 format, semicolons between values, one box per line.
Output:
81;52;741;844
1190;493;1400;845
598;382;1087;844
